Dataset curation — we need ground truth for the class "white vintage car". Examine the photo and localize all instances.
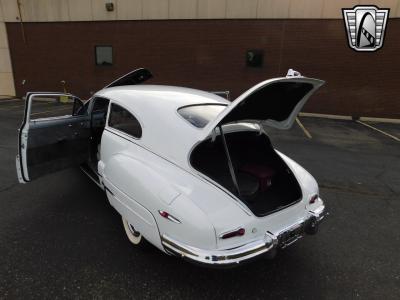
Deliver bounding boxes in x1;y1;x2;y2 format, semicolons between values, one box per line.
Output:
16;68;327;267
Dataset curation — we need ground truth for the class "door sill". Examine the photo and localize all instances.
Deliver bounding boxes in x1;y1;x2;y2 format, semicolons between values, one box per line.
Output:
80;162;103;189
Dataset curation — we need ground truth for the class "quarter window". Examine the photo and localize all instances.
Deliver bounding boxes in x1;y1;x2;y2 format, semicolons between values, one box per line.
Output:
108;103;142;138
178;104;227;128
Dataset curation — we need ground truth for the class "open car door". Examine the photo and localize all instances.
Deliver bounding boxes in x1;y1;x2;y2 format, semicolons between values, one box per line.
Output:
16;92;90;183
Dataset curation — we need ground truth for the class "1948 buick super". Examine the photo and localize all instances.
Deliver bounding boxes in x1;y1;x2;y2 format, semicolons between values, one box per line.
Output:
16;68;327;267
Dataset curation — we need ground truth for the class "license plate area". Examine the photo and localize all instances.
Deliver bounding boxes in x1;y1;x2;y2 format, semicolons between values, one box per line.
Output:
278;223;304;249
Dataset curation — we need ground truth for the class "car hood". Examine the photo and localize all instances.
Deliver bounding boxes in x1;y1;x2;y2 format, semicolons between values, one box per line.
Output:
200;76;324;140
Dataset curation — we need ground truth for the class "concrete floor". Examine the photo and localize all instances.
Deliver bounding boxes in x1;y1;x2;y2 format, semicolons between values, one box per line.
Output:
0;99;399;299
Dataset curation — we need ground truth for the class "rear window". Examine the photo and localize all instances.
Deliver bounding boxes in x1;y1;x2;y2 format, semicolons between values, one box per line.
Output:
178;104;227;128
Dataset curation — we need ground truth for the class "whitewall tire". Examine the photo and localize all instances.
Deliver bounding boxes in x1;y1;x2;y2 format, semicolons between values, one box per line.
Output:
122;217;143;246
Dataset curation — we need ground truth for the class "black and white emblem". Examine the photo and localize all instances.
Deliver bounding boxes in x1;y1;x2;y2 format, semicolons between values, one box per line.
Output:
342;5;389;52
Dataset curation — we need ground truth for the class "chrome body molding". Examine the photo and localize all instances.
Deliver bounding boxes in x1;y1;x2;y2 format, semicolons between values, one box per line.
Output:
162;233;276;266
162;203;327;267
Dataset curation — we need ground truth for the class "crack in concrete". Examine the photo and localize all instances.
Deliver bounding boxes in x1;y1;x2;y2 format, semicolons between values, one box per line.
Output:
0;183;19;193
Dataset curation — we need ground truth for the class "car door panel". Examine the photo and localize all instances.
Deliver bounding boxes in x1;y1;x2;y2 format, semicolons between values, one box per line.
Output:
17;93;90;183
25;116;90;180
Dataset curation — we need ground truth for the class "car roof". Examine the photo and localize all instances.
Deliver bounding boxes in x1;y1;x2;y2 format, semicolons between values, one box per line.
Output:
95;85;230;169
96;85;229;109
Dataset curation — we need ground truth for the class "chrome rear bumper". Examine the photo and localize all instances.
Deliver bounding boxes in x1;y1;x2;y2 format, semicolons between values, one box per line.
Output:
161;204;327;267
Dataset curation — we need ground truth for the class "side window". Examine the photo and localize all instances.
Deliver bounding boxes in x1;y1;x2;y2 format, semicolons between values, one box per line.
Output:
91;97;110;129
92;97;110;112
108;103;142;138
73;98;90;116
29;94;76;120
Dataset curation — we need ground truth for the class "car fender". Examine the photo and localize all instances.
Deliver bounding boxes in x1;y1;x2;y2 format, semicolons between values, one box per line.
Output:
160;194;217;250
103;177;164;250
277;151;319;199
102;149;221;249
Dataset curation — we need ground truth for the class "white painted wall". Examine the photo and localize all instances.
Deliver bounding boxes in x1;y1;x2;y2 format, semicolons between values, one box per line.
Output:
0;0;398;22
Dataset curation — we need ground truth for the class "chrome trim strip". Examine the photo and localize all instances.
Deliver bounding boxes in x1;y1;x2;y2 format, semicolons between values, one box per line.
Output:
80;165;103;189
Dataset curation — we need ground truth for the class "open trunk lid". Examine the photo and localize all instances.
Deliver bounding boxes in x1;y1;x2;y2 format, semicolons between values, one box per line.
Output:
200;71;324;140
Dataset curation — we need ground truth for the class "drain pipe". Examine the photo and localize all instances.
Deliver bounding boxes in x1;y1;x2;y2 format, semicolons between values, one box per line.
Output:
16;0;26;44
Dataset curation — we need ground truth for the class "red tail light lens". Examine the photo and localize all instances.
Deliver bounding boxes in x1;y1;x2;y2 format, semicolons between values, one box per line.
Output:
159;211;169;218
309;194;318;204
158;210;181;224
220;228;245;239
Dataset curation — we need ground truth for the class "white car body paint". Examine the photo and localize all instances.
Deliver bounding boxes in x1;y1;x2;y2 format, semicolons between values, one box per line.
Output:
17;73;327;266
95;81;326;255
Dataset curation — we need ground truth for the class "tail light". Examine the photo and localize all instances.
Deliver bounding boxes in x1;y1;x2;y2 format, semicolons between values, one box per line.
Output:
219;228;245;239
309;194;319;204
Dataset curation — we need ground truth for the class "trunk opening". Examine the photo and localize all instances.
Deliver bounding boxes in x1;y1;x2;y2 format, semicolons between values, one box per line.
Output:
190;130;302;216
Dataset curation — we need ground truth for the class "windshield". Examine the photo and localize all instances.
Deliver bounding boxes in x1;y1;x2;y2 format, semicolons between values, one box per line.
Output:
178;104;227;128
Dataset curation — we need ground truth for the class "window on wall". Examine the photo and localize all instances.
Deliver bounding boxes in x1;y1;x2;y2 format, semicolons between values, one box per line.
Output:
108;103;142;138
95;46;113;66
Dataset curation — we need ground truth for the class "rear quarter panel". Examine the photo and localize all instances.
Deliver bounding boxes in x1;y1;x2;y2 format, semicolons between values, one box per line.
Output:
99;129;218;250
